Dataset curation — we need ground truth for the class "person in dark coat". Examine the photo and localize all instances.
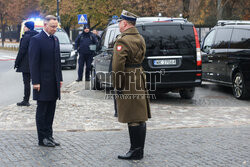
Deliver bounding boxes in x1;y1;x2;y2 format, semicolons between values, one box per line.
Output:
29;15;63;147
75;24;97;81
14;21;38;106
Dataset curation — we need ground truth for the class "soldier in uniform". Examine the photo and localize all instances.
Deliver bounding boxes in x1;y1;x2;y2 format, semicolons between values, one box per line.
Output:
112;10;151;160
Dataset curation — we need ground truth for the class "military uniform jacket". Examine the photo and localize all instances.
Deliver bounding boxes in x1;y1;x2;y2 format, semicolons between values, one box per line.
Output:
112;27;151;123
29;30;63;101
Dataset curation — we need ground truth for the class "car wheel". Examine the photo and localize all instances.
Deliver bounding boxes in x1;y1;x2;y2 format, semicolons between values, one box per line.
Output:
71;65;76;70
232;72;249;99
91;68;102;90
179;87;195;99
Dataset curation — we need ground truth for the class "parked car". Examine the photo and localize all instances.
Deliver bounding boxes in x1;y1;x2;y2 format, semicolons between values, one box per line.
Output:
91;17;202;99
201;20;250;99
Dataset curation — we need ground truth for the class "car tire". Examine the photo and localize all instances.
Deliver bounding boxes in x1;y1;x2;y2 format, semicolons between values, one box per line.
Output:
91;68;102;90
232;72;249;99
179;87;195;99
71;65;76;70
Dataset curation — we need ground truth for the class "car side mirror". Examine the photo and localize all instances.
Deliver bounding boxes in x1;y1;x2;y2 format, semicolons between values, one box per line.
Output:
101;46;107;52
89;44;97;51
202;45;211;53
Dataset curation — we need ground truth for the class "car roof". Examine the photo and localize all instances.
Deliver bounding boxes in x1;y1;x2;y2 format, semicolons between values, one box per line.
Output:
108;17;193;29
215;25;250;30
215;20;250;29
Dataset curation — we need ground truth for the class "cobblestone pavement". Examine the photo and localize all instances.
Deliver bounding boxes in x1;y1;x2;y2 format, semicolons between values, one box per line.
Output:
0;81;250;131
0;126;249;167
0;81;250;166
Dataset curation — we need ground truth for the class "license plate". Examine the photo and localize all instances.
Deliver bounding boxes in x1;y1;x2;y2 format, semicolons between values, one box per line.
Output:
61;59;65;63
153;59;176;66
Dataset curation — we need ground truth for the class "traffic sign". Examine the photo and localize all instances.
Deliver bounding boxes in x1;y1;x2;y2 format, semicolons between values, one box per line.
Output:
78;14;88;24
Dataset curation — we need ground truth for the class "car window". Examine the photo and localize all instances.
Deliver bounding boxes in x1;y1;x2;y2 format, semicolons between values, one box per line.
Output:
203;30;215;49
114;28;121;40
230;28;250;49
107;30;115;48
213;28;232;49
104;29;114;48
138;25;196;56
54;31;70;44
100;30;107;47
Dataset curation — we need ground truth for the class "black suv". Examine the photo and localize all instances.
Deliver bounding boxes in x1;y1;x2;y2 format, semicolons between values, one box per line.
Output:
35;28;77;69
91;17;202;99
201;20;250;99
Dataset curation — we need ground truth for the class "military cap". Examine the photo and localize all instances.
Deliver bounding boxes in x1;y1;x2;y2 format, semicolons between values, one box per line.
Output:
83;24;90;29
119;10;138;22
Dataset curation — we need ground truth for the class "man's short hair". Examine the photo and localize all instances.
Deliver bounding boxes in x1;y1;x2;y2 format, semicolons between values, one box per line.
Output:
126;20;136;26
44;15;58;23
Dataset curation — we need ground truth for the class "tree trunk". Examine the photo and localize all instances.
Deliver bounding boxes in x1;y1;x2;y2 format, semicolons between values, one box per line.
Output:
217;0;231;20
1;15;5;47
183;0;190;18
217;0;223;20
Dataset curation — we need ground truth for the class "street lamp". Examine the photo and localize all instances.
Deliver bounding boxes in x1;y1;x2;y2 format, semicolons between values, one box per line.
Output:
57;0;60;23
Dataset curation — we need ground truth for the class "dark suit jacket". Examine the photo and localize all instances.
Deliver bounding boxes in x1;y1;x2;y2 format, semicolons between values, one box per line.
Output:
29;30;63;101
15;30;38;73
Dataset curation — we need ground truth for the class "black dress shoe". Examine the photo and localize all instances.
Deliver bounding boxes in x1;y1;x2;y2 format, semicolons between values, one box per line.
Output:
49;137;60;146
38;138;55;147
76;79;82;82
17;101;30;106
85;78;90;81
118;148;143;160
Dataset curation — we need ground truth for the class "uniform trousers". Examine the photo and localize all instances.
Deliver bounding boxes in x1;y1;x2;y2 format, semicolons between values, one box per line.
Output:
22;72;31;102
36;100;56;142
78;53;93;80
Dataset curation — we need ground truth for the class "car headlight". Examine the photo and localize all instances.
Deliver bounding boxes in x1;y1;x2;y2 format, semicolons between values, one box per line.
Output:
70;50;76;57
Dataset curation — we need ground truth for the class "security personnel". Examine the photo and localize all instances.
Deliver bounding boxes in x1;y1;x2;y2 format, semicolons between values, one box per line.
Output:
112;10;151;160
75;24;97;81
29;15;63;147
14;21;38;106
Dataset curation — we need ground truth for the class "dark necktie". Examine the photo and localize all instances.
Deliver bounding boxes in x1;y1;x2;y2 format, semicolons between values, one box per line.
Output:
49;35;54;40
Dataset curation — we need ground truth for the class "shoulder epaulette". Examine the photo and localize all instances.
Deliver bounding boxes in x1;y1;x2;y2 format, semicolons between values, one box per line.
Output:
114;34;126;43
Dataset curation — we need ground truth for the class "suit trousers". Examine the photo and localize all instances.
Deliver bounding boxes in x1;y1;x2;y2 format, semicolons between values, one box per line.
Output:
36;100;56;142
78;54;93;80
22;72;31;102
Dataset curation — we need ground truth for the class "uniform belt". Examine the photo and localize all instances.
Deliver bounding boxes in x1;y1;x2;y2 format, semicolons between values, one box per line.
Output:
125;63;142;68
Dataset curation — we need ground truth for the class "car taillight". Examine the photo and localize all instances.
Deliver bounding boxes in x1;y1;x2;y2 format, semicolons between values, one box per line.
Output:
193;26;201;66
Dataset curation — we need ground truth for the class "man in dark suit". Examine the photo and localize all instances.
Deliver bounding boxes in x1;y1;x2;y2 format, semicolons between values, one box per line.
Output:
29;15;63;147
14;21;38;106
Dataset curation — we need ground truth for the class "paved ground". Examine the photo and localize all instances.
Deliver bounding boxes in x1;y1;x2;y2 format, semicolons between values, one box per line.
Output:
1;81;250;131
0;126;249;167
0;81;250;166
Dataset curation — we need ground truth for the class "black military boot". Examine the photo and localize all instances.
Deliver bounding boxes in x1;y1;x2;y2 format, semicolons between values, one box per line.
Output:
17;100;30;106
118;123;146;160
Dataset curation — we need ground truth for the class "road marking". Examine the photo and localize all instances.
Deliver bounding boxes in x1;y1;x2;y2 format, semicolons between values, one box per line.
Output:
0;55;16;61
